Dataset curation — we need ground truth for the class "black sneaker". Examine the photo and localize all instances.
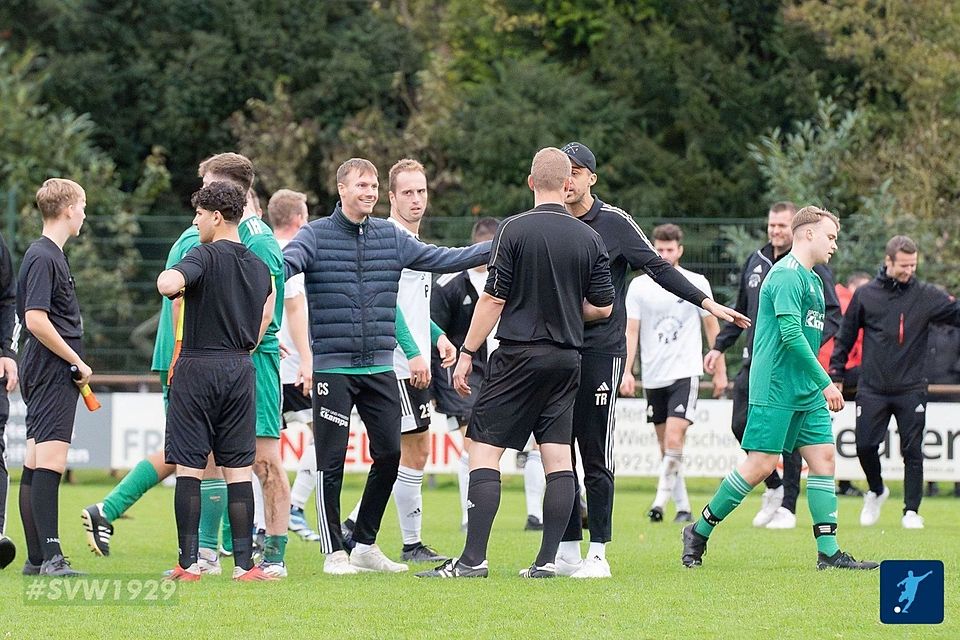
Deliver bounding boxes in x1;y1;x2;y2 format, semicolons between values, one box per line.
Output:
648;506;664;523
518;562;557;578
415;558;488;578
81;503;113;557
524;515;543;531
673;511;693;524
681;523;708;568
838;484;865;498
817;550;879;570
401;542;449;563
0;535;15;569
924;482;940;498
340;519;356;552
22;560;42;575
40;554;84;577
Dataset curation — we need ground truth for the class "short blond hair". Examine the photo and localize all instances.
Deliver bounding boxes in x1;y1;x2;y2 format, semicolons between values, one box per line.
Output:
336;158;378;185
36;178;85;220
530;147;571;192
792;205;839;232
268;189;308;229
388;158;425;192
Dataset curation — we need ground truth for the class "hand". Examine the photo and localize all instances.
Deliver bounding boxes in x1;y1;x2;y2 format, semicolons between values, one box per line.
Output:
73;360;93;387
833;381;844;394
703;349;723;374
702;299;751;329
0;356;17;391
437;335;457;368
297;361;313;396
408;355;431;389
619;371;636;397
712;371;728;398
823;383;844;412
279;342;291;359
453;353;473;397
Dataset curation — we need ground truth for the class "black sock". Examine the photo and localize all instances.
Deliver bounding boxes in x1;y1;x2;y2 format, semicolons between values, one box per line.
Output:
460;468;501;567
18;467;43;565
31;468;63;561
227;481;254;571
764;469;783;490
0;453;8;534
174;477;202;570
560;468;584;543
857;447;884;495
536;470;576;567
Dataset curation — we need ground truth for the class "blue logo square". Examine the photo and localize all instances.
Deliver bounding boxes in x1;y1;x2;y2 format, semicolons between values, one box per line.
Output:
880;560;944;624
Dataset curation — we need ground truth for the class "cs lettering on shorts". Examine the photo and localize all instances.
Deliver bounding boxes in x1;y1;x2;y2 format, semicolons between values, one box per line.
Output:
316;381;329;396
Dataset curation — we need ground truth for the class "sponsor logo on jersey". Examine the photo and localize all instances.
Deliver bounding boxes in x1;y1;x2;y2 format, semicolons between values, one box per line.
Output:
805;309;825;330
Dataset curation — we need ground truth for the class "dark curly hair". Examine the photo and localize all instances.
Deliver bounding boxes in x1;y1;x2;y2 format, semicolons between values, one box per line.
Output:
190;181;245;223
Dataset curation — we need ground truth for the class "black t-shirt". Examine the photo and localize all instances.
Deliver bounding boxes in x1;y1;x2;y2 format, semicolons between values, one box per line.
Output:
17;236;83;342
172;240;271;352
485;203;615;349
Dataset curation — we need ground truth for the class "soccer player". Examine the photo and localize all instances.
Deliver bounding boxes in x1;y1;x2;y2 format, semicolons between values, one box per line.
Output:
269;188;322;543
159;181;274;581
431;218;548;532
555;142;748;579
18;178;91;576
283;157;489;575
418;147;616;579
705;201;841;529
620;224;725;524
341;159;455;563
829;235;960;529
682;206;878;571
0;230;18;570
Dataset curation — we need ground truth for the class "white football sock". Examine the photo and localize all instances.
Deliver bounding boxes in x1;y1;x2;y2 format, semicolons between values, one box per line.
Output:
588;541;606;561
672;462;691;513
524;450;545;520
652;449;682;510
557;540;582;561
251;472;266;532
290;445;316;510
458;452;470;527
393;465;424;545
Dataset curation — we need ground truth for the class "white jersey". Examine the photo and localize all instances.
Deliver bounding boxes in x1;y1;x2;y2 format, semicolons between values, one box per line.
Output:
467;267;500;356
277;238;309;384
391;218;432;379
625;266;712;389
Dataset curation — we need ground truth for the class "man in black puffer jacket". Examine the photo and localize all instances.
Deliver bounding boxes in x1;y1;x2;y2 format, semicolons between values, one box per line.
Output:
283;158;490;575
830;235;960;530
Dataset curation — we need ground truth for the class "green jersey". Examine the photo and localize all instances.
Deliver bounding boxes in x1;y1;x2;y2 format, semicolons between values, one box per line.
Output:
239;216;284;353
151;227;200;371
748;253;832;410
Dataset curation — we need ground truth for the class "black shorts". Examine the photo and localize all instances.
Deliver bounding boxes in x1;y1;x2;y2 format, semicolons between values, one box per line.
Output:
644;377;699;425
20;338;80;444
282;383;313;426
467;344;580;451
398;378;432;434
165;353;257;469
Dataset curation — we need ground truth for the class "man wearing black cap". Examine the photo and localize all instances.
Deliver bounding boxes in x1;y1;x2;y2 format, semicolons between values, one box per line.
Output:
556;141;749;578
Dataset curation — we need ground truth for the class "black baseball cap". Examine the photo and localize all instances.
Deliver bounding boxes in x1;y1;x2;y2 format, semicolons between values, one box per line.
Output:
561;142;596;173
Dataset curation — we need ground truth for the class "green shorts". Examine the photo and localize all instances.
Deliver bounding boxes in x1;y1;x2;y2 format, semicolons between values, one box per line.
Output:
740;404;834;454
252;350;282;439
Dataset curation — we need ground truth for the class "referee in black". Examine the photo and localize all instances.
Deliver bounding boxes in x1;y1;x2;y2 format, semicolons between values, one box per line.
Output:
158;182;274;581
418;147;615;579
556;142;749;578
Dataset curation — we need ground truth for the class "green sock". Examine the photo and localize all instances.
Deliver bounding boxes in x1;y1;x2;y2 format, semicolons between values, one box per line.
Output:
264;534;287;563
220;507;233;554
693;469;754;538
101;459;160;522
199;479;227;550
807;475;840;556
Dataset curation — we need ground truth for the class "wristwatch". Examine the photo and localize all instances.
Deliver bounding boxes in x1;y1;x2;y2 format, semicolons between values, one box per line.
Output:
459;345;476;358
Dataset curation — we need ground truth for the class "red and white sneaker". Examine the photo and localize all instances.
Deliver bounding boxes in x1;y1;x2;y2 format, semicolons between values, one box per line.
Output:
233;564;279;582
164;563;201;582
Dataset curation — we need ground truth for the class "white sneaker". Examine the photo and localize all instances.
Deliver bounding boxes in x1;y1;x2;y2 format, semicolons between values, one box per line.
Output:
323;550;361;575
752;486;783;527
349;544;409;573
554;555;583;577
901;510;924;529
765;507;797;529
859;486;890;526
261;561;288;578
197;547;222;575
570;555;611;579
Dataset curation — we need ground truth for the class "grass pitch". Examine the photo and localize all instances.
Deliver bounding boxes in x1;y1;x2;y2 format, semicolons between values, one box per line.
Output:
0;472;956;639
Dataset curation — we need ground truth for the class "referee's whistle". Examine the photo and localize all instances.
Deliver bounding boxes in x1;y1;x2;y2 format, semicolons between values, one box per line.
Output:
70;365;102;412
